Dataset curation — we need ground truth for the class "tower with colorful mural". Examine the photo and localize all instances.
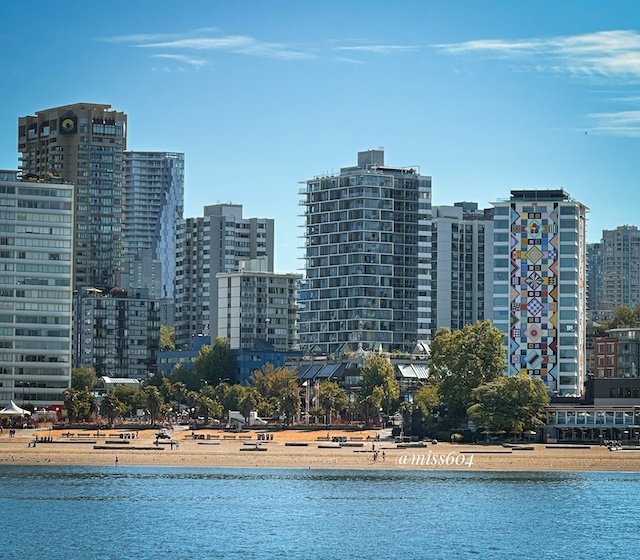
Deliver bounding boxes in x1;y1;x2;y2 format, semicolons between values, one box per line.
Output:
492;190;588;396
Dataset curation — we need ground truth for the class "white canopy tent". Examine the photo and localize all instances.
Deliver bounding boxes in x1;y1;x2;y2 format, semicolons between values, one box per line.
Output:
0;400;31;416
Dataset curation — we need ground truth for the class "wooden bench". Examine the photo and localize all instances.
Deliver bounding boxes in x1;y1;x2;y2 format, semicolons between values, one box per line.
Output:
316;436;330;441
223;435;237;440
239;435;252;439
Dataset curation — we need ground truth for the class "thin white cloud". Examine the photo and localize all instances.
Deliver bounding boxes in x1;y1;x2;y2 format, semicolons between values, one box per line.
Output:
100;28;220;44
587;110;640;136
151;54;207;67
334;45;419;55
139;35;312;61
435;30;640;78
102;30;418;63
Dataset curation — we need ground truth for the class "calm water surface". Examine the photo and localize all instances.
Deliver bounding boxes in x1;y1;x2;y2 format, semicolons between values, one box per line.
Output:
1;466;639;559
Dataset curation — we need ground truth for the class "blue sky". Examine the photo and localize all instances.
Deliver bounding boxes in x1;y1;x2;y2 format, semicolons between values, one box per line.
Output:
2;1;640;273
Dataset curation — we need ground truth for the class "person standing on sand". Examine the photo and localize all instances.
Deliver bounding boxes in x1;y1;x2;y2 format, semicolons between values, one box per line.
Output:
115;455;119;466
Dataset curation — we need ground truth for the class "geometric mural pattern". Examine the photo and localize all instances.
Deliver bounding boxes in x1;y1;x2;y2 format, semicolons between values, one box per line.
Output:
509;204;559;390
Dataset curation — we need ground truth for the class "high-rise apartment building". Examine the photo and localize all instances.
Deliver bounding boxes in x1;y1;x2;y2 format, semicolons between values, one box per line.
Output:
0;171;74;406
492;189;588;395
174;204;274;350
217;261;302;351
586;242;603;316
18;103;127;290
599;226;640;310
73;287;160;379
123;151;184;299
299;149;432;355
431;202;494;331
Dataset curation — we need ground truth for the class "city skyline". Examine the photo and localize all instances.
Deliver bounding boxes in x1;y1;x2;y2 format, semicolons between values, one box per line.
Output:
2;1;640;273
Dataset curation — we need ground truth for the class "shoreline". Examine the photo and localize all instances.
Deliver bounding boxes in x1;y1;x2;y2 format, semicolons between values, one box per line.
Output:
2;426;640;472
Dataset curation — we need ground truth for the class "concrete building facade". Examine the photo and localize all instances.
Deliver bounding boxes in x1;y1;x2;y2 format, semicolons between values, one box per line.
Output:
174;204;274;350
217;262;302;351
492;189;588;396
586;242;603;317
18;103;127;290
73;287;160;379
299;149;432;356
0;171;74;406
600;226;640;310
431;202;494;332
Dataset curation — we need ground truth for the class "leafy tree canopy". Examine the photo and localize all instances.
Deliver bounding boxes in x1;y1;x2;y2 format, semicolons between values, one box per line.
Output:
601;304;640;330
428;321;506;421
250;364;300;423
318;381;348;422
71;367;97;391
194;337;237;386
467;373;550;433
100;393;126;424
160;325;175;351
63;387;98;423
358;355;399;415
413;384;440;417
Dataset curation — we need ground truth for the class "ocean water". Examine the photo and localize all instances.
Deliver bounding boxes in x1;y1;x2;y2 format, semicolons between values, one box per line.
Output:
1;466;639;559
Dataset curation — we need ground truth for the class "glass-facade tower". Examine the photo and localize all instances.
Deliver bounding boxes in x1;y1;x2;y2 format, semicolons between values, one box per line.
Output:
123;151;185;299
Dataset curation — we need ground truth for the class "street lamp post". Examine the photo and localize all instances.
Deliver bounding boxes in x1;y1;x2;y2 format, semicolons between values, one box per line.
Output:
20;381;30;408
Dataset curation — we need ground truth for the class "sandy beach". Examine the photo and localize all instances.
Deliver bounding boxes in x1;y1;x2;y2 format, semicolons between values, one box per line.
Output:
2;425;640;472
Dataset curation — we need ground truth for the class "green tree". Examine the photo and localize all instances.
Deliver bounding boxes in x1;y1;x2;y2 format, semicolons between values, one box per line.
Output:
358;355;399;415
216;383;247;414
71;367;97;391
318;381;348;424
398;401;413;432
172;382;188;413
63;388;83;423
413;384;440;417
280;384;301;426
63;388;97;422
194;337;237;386
100;393;126;425
602;304;640;330
160;325;175;351
467;373;550;434
358;387;384;426
250;364;300;424
238;388;259;420
428;321;506;421
113;385;144;418
143;386;164;424
195;393;222;424
158;377;175;403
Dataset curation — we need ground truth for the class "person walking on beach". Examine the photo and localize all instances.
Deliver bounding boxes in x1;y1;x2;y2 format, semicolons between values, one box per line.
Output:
115;455;119;466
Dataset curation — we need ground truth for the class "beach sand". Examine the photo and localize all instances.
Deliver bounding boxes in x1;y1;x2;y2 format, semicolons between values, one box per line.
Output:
2;426;640;472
